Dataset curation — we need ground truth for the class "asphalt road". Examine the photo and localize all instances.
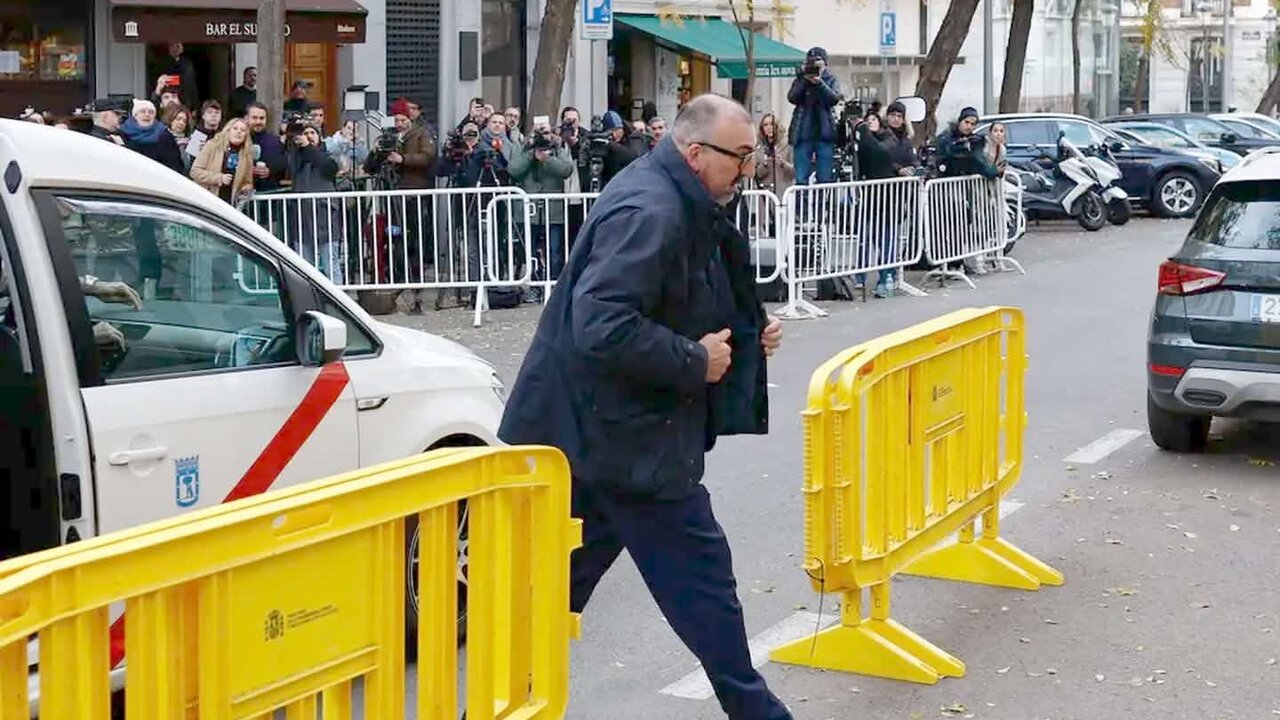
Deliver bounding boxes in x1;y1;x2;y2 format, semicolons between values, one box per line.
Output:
386;217;1280;720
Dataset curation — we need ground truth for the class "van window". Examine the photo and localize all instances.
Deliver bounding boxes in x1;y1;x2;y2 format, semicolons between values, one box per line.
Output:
53;196;296;382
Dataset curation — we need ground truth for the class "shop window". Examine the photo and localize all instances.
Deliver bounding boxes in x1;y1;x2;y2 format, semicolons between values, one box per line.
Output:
0;5;89;84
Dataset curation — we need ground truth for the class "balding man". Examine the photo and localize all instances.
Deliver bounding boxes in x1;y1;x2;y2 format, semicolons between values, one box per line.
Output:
499;94;789;719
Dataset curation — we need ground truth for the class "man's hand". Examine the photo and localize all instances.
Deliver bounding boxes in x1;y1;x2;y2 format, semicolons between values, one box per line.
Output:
699;328;732;383
110;135;124;146
85;279;143;310
93;321;126;353
154;76;168;97
806;74;822;84
534;149;550;162
252;164;269;179
221;173;234;186
387;151;404;165
294;134;311;147
761;316;782;357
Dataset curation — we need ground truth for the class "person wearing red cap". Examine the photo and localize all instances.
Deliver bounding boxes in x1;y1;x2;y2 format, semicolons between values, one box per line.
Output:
367;98;436;189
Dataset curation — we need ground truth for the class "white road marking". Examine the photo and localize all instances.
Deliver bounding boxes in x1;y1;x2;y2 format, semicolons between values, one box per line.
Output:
1062;429;1145;465
659;499;1025;701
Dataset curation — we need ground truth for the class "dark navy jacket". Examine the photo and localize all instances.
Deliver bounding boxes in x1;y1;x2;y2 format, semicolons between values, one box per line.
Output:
787;70;842;145
498;137;769;499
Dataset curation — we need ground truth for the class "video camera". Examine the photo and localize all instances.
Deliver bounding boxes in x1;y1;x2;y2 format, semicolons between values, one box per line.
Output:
526;129;558;152
373;126;398;155
283;112;308;138
444;127;475;164
801;57;822;78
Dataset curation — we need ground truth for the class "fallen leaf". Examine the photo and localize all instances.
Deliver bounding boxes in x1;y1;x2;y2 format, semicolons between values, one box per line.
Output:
1045;618;1059;625
940;703;968;715
1046;667;1059;675
1230;524;1241;532
1247;457;1276;467
1019;637;1031;644
1267;658;1277;666
1095;674;1106;682
1206;679;1218;688
996;666;1011;675
1183;531;1198;539
1105;536;1124;545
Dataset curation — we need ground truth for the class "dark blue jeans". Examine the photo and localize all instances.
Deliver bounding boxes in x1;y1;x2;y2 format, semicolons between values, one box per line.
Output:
793;141;834;185
571;483;793;720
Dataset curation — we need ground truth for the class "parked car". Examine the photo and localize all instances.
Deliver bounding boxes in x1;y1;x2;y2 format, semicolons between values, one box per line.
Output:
1209;113;1280;141
1102;113;1280;156
1108;122;1239;174
1217;110;1280;138
980;113;1220;218
1146;147;1280;451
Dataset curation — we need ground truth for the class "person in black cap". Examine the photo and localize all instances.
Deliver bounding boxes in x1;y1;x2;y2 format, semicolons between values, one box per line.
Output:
787;46;842;184
933;105;995;179
883;100;918;177
596;110;639;187
89;98;128;146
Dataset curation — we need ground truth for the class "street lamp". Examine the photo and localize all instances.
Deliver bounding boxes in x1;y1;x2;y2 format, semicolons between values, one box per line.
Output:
1196;0;1213;113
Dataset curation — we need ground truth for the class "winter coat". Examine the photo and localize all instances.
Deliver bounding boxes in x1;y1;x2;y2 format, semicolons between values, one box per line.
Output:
934;125;997;178
121;118;185;174
787;70;842;145
856;125;897;180
753;139;795;194
508;143;575;224
287;143;339;193
883;125;918;175
497;136;770;499
190;132;255;204
250;130;288;191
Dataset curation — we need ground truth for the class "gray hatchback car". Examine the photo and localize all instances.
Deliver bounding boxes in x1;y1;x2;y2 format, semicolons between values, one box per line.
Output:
1147;149;1280;451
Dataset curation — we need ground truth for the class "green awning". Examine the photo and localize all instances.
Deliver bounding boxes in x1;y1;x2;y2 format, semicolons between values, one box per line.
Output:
615;14;806;80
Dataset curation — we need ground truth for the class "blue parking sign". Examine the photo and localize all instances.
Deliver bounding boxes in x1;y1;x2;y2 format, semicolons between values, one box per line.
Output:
880;12;896;53
583;0;613;40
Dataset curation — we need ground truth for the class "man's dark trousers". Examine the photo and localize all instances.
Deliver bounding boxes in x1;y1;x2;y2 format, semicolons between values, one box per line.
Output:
571;482;793;720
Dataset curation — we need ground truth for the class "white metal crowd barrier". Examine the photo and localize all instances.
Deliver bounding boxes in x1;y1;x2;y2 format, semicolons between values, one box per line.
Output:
239;186;532;326
776;177;925;320
920;174;1024;289
737;189;784;285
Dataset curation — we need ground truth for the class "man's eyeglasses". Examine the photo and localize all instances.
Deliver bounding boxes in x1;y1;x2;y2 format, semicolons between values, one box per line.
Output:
694;141;756;171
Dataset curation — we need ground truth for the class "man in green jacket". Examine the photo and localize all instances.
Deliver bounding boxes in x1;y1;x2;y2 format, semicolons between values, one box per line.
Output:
509;119;576;295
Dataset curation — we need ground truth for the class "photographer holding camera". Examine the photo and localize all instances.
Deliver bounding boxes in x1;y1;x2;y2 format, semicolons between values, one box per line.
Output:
932;106;996;179
787;46;842;185
285;119;344;284
509;116;575;291
363;99;437;189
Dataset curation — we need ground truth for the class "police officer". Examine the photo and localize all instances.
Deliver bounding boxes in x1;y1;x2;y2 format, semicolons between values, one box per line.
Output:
498;94;789;720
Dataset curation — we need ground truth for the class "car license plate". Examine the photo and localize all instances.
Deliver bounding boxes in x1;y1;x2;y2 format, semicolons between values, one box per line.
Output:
1254;294;1280;323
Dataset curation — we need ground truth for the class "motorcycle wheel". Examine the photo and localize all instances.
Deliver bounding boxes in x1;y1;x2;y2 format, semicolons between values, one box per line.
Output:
1107;197;1132;226
1076;191;1107;232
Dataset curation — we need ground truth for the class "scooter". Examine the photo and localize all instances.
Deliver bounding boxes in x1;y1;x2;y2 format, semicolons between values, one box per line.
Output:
1083;141;1132;225
1009;135;1109;232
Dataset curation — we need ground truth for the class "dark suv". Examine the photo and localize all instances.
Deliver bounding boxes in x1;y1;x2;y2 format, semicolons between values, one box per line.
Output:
1146;149;1280;451
979;113;1220;218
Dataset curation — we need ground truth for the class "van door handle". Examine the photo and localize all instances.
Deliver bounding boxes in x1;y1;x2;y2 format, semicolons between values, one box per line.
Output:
108;446;169;465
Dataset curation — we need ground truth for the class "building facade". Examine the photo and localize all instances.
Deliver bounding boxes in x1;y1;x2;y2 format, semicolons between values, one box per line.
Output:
1119;0;1278;113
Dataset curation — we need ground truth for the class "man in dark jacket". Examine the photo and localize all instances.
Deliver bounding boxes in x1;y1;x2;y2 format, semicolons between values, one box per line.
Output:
597;109;639;187
88;98;127;146
883;100;918;176
787;46;842;184
244;102;288;192
499;94;789;720
934;106;996;178
286;123;344;283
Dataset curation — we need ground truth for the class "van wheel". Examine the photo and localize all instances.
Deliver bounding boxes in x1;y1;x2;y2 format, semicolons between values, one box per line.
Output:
1153;172;1201;218
404;500;468;659
1147;392;1210;453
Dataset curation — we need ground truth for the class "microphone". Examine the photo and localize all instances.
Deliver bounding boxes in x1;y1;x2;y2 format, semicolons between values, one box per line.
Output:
252;144;262;162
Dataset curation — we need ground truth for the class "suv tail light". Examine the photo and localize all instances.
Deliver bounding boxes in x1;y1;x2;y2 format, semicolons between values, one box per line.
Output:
1158;260;1226;296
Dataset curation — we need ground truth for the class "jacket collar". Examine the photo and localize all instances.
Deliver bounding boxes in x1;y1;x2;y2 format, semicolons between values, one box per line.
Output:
651;136;719;229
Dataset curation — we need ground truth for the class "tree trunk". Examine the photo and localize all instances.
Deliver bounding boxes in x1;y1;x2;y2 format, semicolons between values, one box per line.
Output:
1133;55;1149;112
1257;68;1280;114
916;0;982;136
256;0;286;128
727;1;757;113
999;0;1035;113
527;0;578;123
1071;0;1084;115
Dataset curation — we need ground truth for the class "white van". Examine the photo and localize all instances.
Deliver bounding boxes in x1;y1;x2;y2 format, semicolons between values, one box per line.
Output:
0;120;502;696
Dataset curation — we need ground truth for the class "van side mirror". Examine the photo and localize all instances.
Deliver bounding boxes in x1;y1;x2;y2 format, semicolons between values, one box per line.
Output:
298;311;347;366
1110;140;1127;153
893;96;928;123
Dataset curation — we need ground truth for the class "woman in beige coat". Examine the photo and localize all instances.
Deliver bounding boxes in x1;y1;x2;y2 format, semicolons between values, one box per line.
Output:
190;117;255;205
753;113;795;194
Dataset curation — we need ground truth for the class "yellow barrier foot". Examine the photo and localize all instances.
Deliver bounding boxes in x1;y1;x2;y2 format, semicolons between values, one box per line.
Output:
769;619;965;685
901;537;1064;590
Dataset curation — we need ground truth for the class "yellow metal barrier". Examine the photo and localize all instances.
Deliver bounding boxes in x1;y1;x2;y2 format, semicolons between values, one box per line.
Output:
770;307;1063;684
0;446;580;719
